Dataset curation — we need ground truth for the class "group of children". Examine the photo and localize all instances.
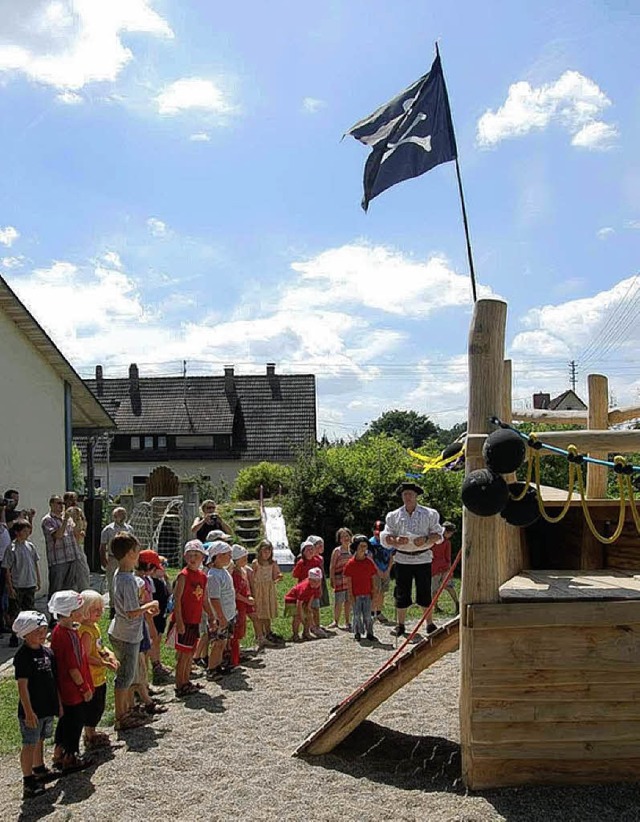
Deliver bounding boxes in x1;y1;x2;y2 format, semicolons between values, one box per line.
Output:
11;520;458;800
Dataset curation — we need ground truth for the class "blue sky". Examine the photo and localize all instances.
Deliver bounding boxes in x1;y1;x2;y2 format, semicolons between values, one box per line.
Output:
1;1;639;438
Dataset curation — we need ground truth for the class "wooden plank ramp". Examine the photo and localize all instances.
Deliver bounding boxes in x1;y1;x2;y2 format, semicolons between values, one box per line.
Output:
295;616;460;756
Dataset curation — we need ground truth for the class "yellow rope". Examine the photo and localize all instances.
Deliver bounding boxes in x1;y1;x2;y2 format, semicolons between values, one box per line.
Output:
508;447;534;501
532;447;576;524
624;474;640;532
574;454;627;544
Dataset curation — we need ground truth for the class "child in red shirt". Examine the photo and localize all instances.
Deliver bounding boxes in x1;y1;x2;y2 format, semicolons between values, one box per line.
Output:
293;540;327;638
171;540;215;697
431;522;459;614
230;544;255;666
48;590;93;772
284;567;322;641
344;535;387;642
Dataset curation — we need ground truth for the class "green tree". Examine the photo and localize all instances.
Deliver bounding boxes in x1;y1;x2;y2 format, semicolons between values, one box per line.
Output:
282;434;461;554
232;462;293;501
71;444;83;494
363;409;438;449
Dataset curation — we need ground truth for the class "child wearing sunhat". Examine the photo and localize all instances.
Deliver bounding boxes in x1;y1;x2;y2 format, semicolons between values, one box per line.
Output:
284;567;323;641
12;610;59;798
206;540;236;680
170;540;216;697
49;590;93;772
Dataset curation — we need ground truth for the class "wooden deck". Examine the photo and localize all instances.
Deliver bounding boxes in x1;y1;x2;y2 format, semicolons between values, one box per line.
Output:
499;570;640;601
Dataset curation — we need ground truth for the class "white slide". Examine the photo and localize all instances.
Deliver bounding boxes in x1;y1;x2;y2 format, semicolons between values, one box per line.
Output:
262;506;296;569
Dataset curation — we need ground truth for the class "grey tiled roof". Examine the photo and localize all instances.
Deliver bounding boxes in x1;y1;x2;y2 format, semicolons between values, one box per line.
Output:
75;372;317;463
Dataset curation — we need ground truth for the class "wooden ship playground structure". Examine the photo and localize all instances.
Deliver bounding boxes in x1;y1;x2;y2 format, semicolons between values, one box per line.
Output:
298;298;640;789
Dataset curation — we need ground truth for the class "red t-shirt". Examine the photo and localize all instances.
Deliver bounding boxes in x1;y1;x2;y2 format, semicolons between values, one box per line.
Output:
51;624;93;706
232;567;255;614
343;556;378;597
292;555;323;581
177;567;207;624
431;538;452;575
285;579;320;605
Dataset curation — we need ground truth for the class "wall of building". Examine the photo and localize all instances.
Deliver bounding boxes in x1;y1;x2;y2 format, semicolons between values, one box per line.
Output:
1;311;67;591
82;458;283;497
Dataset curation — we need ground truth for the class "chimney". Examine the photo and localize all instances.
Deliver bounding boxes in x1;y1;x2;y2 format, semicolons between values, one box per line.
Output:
533;392;551;410
95;364;104;397
266;362;276;378
224;365;235;397
129;363;142;417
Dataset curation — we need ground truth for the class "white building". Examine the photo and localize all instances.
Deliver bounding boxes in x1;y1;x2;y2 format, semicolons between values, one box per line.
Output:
0;276;114;589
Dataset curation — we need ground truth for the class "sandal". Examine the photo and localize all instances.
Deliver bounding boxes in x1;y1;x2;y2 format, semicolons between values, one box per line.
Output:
175;682;200;697
33;765;58;782
114;712;151;731
143;701;169;714
84;733;111;749
61;754;92;774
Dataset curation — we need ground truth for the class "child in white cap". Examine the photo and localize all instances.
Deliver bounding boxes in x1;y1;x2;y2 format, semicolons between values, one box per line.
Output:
206;540;236;680
48;590;94;772
284;567;323;641
230;544;254;666
12;610;59;798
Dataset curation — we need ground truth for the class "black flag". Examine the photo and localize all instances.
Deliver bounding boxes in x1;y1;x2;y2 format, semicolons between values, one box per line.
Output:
347;51;457;211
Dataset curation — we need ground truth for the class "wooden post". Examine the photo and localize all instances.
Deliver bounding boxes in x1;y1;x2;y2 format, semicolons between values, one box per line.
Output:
586;374;609;499
461;298;507;788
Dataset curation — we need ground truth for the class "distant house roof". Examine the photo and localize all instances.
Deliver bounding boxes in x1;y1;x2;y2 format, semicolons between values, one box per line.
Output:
549;389;587;411
0;275;115;431
533;389;587;411
79;363;316;462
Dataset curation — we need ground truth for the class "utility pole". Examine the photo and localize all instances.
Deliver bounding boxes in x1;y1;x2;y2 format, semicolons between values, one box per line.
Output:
569;360;577;392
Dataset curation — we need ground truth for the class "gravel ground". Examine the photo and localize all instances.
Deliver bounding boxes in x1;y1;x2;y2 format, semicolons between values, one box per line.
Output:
2;625;640;822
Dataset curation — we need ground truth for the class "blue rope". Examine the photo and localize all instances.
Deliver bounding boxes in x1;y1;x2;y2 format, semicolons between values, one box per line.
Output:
490;417;640;474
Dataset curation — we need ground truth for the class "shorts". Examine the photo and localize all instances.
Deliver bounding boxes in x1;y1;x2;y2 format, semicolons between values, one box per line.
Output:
373;575;390;594
109;635;140;690
394;562;432;610
333;590;349;604
19;716;54;746
284;602;310;618
431;572;456;593
84;682;106;727
208;617;235;642
310;598;321;609
153;614;167;636
140;620;152;653
175;623;200;652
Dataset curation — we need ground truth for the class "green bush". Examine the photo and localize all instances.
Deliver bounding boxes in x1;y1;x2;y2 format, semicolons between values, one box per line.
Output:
232;461;293;501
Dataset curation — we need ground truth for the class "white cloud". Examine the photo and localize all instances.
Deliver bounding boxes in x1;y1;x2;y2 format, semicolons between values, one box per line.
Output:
597;227;615;239
477;70;616;149
1;255;23;269
628;220;640;230
302;97;326;114
571;121;618;150
102;250;123;269
146;217;167;237
285;242;495;317
189;132;211;142
56;90;83;105
156;77;235;116
0;226;19;247
0;1;173;91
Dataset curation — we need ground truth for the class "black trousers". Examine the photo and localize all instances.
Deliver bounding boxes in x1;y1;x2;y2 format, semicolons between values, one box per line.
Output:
54;702;86;755
394;562;432;610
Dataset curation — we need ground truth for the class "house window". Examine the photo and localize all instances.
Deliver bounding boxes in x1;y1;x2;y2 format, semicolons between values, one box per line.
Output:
175;435;214;449
131;436;140;450
213;434;231;451
144;436;154;449
158;436;167;449
132;475;148;485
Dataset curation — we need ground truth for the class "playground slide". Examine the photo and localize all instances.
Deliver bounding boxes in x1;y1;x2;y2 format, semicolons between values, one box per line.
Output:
295;616;460;757
262;505;296;568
